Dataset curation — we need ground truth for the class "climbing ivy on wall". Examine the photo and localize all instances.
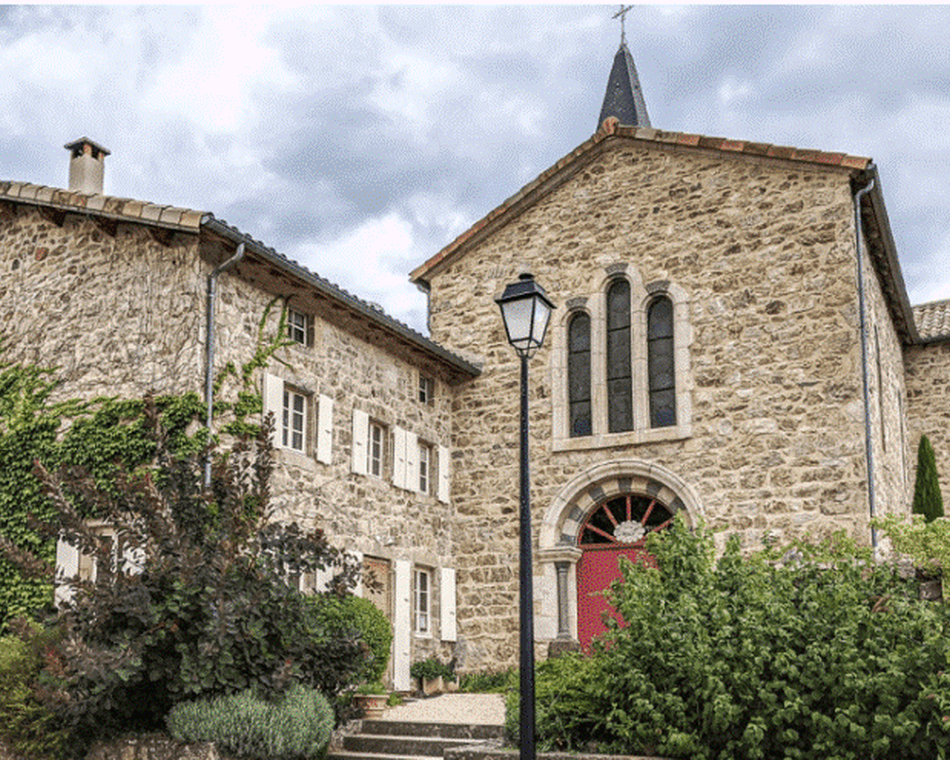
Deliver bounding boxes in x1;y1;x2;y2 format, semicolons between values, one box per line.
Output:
0;298;294;631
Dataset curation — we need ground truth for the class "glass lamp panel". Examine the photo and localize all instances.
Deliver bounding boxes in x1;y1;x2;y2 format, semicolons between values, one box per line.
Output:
531;297;552;347
500;298;533;346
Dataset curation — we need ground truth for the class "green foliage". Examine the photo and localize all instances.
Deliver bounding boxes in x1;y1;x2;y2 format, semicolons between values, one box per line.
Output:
3;403;364;750
460;668;516;694
410;656;456;683
166;683;333;760
913;434;945;523
311;594;392;685
529;517;950;759
0;622;74;760
877;513;950;576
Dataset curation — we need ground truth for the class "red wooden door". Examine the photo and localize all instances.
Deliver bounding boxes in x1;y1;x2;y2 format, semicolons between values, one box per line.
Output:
575;493;673;649
576;545;650;649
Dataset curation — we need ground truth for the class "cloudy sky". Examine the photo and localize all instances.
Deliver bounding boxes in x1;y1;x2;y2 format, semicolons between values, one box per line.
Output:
1;5;948;333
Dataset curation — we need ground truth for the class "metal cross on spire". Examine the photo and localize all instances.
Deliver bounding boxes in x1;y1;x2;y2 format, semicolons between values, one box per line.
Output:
613;4;633;46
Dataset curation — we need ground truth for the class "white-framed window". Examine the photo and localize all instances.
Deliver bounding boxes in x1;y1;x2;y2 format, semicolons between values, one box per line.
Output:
413;567;431;635
282;388;308;453
418;442;431;494
368;420;387;478
418;374;434;404
286;308;312;346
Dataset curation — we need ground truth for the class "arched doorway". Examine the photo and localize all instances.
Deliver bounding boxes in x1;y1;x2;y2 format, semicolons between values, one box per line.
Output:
576;492;675;648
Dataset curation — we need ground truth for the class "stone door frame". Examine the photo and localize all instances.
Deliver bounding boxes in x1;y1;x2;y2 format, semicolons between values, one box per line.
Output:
536;459;704;643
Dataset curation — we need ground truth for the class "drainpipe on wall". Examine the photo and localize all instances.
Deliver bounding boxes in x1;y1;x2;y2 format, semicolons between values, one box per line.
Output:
853;178;877;551
205;242;246;488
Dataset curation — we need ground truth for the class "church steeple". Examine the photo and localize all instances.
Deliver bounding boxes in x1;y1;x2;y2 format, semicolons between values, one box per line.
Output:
597;9;651;130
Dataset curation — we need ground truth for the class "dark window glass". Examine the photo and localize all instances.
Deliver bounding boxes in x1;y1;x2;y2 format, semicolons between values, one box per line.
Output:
648;296;676;428
607;280;632;432
568;313;592;437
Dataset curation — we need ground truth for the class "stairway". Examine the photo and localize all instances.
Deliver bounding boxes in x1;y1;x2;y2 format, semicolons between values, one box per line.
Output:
329;718;505;760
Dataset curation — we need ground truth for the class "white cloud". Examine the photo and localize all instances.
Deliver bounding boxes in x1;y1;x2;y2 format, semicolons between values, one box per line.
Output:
293;212;428;330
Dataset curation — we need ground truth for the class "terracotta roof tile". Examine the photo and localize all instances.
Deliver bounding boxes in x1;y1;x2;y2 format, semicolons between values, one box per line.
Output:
914;299;950;341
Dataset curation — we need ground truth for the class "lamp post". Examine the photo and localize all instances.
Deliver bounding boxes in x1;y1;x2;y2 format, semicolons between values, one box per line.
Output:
496;272;555;760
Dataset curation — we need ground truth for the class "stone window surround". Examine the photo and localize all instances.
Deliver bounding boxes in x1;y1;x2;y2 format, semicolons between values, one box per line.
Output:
551;264;693;452
536;459;705;642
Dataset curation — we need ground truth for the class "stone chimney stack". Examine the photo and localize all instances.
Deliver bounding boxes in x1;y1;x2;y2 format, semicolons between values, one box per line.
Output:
64;137;110;194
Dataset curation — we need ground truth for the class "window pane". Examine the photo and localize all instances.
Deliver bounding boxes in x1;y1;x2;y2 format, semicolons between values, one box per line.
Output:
648;298;673;339
648;297;676;428
606;281;632;433
608;377;632;433
568;313;592;438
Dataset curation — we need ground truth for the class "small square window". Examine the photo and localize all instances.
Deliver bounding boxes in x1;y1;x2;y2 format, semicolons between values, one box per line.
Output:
287;309;312;346
282;388;308;453
418;374;434;404
418;443;432;494
413;568;431;635
368;421;387;478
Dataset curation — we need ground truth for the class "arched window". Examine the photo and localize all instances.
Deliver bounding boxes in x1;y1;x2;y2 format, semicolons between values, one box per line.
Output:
648;296;676;427
606;279;632;432
567;312;591;437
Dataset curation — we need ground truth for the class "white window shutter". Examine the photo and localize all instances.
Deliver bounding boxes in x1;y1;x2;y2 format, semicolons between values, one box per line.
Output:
54;538;79;606
262;373;284;448
392;426;407;489
440;567;457;642
351;409;369;474
438;444;451;504
405;431;419;492
317;394;333;464
393;559;412;691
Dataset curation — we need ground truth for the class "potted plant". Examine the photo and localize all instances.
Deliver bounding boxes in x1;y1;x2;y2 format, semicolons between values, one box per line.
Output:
410;657;457;696
353;681;389;718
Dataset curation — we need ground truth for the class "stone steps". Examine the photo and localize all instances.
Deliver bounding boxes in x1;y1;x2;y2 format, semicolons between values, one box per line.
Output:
329;719;504;760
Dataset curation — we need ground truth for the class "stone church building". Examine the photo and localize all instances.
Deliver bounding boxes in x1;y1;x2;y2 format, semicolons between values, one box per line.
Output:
1;42;949;681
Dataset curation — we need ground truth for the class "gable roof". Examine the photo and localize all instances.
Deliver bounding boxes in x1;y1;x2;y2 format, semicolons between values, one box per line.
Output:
0;180;480;383
914;298;950;343
410;118;926;345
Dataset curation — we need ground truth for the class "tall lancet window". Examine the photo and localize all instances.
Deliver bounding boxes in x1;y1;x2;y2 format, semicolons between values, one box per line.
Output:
606;279;632;433
648;296;676;428
568;312;592;437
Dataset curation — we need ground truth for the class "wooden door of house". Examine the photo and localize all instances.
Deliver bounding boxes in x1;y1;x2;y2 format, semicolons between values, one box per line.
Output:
575;494;673;649
363;556;394;688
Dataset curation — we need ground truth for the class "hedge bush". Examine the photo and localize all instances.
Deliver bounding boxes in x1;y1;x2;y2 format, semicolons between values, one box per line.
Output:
524;518;950;760
311;594;392;684
166;683;333;760
0;623;74;760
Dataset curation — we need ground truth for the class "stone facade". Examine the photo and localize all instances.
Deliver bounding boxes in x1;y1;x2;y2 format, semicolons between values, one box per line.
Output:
416;132;926;668
905;339;950;500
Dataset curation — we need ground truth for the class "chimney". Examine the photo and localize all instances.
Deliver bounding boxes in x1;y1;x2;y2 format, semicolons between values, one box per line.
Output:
64;137;110;194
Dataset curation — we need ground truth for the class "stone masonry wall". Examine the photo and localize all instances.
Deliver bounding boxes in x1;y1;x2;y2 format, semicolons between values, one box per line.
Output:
208;245;459;665
425;139;875;668
905;339;950;502
0;207;205;401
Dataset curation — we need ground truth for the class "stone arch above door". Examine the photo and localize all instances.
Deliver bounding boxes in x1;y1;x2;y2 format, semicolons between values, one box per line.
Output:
535;459;704;646
539;459;705;553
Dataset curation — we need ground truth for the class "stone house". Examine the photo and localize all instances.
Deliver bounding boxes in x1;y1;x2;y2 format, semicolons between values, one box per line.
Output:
1;43;949;674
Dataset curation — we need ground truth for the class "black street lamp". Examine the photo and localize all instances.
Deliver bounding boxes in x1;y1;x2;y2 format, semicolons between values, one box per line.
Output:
495;272;555;760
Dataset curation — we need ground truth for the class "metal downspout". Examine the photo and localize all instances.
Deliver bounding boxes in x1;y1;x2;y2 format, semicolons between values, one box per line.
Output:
205;243;245;487
853;180;877;550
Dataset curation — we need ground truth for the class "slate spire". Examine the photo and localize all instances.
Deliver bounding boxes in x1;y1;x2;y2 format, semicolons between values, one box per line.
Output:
597;41;651;130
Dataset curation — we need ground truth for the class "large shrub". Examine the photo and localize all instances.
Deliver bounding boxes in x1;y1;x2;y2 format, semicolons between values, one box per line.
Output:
526;518;950;760
167;683;333;760
3;400;365;750
311;594;392;684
